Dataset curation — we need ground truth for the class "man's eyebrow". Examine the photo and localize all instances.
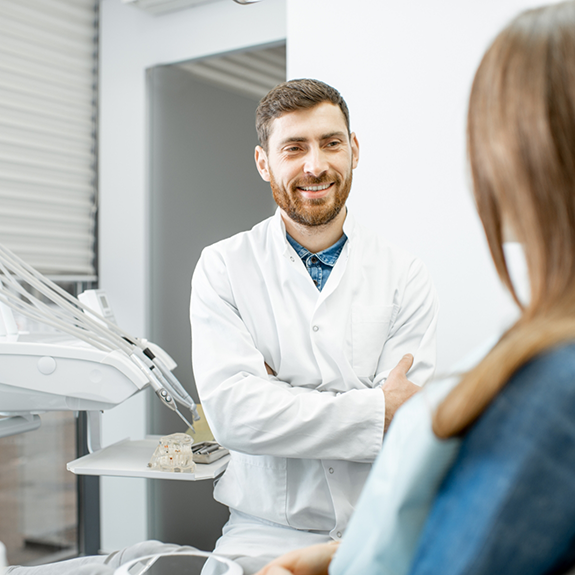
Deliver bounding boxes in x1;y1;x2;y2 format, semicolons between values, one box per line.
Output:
319;131;348;141
277;131;348;148
277;136;308;147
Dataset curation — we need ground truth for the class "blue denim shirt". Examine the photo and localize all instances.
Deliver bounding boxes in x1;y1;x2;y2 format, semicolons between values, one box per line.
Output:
286;233;348;291
408;342;575;575
330;342;575;575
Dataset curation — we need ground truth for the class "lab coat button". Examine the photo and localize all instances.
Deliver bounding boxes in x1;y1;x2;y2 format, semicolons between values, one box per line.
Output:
329;467;334;474
312;325;319;332
290;256;295;262
337;532;342;538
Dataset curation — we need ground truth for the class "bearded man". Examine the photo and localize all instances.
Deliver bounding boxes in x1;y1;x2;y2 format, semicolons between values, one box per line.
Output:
190;79;439;574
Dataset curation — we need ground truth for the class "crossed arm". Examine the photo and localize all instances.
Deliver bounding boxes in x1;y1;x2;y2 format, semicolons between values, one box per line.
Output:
191;247;437;459
266;354;419;434
192;249;385;461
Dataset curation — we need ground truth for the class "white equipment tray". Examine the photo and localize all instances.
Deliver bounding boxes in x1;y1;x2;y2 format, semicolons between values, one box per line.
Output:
67;437;229;481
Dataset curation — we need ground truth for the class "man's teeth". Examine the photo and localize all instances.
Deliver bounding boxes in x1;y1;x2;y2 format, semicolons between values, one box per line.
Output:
300;183;331;191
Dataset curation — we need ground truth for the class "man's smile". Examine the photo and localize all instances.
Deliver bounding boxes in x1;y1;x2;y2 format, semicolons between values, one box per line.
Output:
296;182;334;199
298;183;332;192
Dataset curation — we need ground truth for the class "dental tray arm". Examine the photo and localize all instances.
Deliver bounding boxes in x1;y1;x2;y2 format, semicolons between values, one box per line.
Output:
0;242;199;431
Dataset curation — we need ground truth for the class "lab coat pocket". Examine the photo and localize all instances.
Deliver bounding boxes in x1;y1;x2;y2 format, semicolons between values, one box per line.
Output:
213;451;289;527
352;304;395;378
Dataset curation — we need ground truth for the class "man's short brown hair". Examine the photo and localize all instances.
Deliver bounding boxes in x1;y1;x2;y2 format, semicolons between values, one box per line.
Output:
256;79;351;151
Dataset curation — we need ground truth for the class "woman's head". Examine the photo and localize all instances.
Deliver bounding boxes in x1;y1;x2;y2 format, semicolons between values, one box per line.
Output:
468;0;575;315
435;1;575;439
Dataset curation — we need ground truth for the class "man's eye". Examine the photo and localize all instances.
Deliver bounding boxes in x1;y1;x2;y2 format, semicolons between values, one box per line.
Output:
326;141;341;147
286;146;301;152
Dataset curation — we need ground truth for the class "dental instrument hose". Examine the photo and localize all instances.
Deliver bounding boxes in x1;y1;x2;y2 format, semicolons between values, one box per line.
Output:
0;242;199;430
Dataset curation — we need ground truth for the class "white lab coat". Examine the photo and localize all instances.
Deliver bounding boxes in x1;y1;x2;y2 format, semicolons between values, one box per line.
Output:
190;209;438;549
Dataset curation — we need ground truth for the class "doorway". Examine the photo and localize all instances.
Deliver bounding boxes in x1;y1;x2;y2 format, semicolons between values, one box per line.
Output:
146;43;286;548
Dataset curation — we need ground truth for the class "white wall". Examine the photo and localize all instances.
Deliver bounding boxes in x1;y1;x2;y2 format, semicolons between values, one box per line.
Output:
287;0;552;374
99;0;286;551
99;0;554;552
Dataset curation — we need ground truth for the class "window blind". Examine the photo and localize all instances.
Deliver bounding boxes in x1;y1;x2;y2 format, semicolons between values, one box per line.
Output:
0;0;98;277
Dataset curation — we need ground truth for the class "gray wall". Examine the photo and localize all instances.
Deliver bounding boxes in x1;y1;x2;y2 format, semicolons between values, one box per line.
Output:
147;64;277;547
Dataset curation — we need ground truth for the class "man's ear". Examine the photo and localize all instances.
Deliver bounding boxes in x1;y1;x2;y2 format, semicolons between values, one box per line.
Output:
255;146;271;182
350;132;360;170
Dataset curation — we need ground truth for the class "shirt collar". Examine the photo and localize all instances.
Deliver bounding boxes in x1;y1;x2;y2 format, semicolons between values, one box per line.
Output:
274;207;356;255
286;232;348;266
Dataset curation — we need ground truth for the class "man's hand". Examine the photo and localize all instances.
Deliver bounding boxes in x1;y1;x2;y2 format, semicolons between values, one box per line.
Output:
255;542;339;575
381;353;420;432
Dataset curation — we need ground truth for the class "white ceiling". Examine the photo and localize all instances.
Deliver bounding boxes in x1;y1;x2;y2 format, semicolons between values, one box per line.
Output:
176;44;286;101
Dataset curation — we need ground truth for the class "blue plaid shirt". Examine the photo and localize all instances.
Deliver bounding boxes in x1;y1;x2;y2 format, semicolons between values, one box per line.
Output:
286;232;348;291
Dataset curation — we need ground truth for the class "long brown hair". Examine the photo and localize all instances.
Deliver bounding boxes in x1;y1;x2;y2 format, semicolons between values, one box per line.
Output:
433;0;575;439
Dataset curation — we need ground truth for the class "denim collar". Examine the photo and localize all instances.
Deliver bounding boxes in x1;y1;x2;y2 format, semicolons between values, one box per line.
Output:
274;207;356;258
286;232;348;267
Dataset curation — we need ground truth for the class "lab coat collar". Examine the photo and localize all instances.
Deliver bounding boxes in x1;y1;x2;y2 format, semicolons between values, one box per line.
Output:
342;208;356;239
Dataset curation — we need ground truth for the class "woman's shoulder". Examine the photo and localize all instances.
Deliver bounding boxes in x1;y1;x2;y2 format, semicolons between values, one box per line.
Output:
522;340;575;376
499;341;575;417
455;340;575;477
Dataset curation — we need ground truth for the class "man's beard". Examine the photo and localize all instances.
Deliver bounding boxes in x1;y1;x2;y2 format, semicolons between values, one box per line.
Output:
270;168;353;227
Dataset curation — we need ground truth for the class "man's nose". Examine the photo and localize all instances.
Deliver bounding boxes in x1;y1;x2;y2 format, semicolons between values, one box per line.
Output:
303;148;328;177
